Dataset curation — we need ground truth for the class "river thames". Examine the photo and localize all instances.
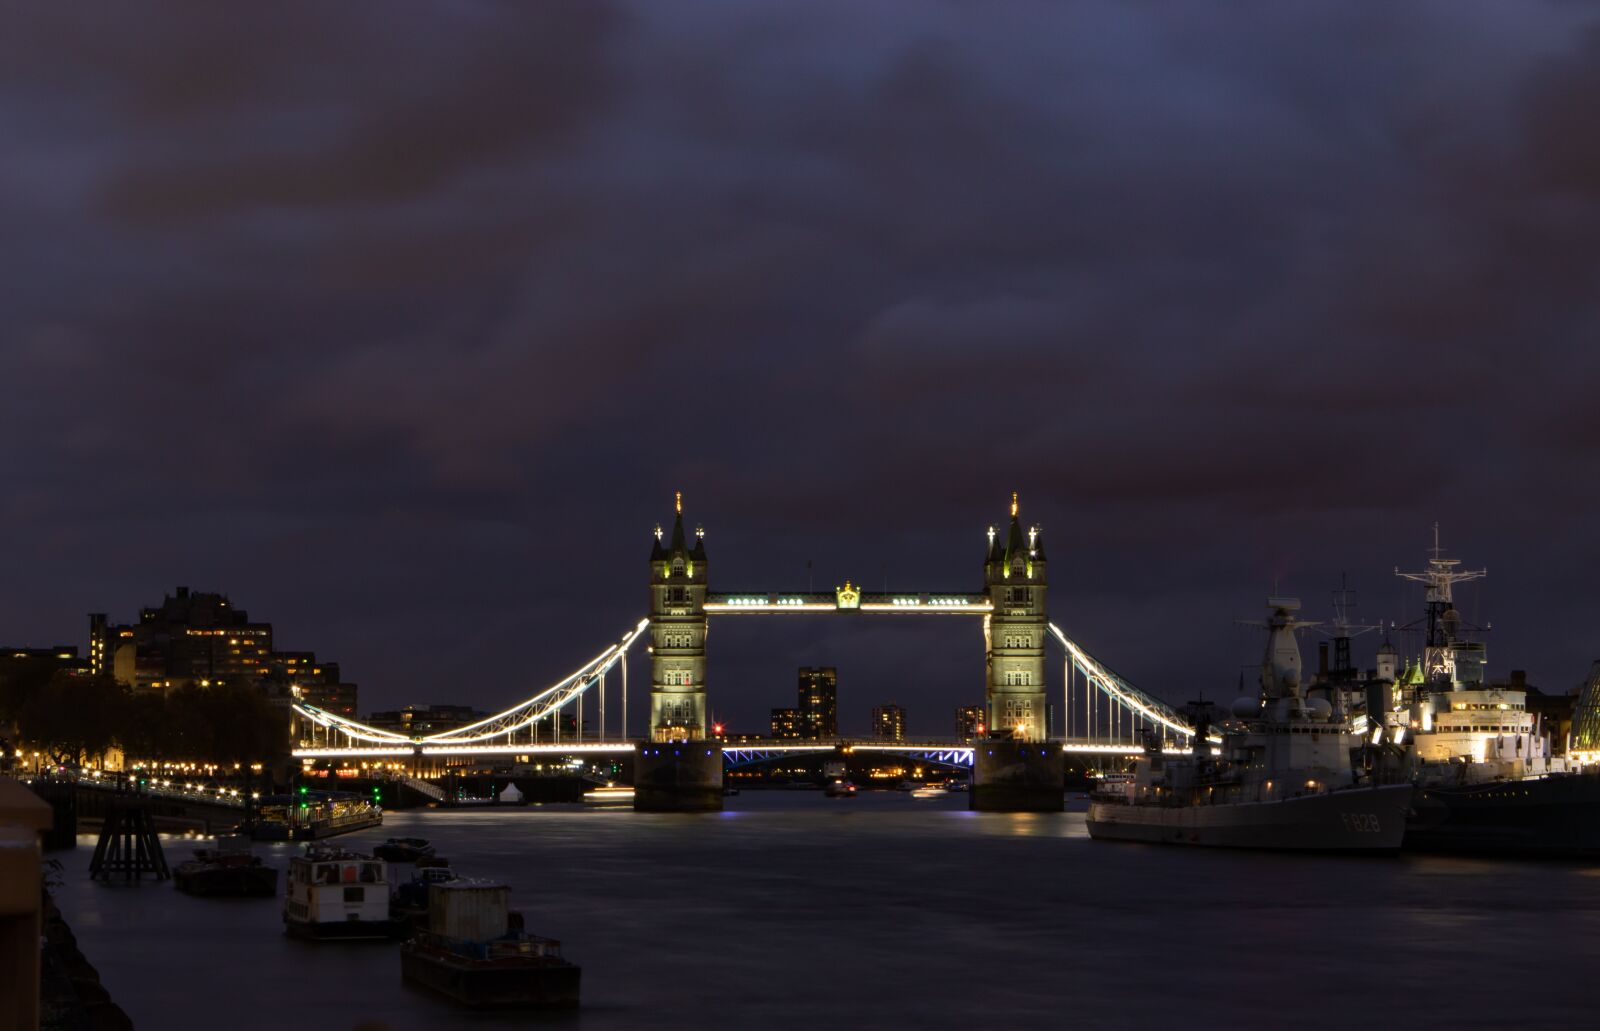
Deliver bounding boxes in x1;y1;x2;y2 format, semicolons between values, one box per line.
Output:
51;792;1600;1029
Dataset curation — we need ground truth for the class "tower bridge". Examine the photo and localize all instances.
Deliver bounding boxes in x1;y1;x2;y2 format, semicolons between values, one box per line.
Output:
292;493;1192;812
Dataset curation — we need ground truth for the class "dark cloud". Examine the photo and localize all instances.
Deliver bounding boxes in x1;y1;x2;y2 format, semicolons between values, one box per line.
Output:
3;2;1600;733
81;4;619;222
1521;24;1600;199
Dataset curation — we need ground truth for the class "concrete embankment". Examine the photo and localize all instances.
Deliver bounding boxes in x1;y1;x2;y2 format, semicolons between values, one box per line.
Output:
39;888;132;1031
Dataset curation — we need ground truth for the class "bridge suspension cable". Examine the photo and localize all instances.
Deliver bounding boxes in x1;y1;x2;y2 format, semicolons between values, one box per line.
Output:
293;616;1190;756
293;619;650;749
1047;623;1193;740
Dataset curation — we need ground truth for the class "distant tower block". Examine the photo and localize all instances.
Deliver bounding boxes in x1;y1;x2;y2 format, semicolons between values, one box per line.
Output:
972;493;1063;813
636;493;722;812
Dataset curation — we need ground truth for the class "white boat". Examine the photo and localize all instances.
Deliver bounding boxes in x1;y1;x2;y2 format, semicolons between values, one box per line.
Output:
283;847;406;941
1088;598;1410;852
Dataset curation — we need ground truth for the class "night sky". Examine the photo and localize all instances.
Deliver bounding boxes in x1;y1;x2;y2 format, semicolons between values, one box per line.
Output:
5;3;1600;736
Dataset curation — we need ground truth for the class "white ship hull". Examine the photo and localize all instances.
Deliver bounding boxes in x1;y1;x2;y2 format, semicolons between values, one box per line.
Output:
1087;783;1411;852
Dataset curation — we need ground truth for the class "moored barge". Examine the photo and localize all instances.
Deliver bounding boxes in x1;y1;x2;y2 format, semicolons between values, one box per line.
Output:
400;880;580;1009
173;834;277;897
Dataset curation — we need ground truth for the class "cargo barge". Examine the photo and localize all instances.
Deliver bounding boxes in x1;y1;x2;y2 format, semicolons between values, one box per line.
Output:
400;880;580;1009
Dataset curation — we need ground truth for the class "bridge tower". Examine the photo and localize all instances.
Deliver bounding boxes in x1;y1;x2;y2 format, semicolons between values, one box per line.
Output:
649;491;709;739
972;493;1064;812
634;493;723;811
985;492;1048;739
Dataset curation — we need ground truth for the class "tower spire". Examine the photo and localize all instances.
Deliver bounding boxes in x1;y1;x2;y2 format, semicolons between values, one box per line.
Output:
1011;491;1018;519
676;490;683;515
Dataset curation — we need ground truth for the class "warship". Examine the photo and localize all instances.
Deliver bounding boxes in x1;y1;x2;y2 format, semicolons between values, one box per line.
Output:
1362;535;1600;857
1087;598;1411;852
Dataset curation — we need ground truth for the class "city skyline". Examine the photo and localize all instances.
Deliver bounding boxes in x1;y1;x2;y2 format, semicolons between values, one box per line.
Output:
9;511;1566;741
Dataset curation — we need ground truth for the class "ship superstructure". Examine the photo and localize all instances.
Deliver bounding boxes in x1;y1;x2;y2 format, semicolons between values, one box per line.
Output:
1371;530;1563;782
1087;597;1410;852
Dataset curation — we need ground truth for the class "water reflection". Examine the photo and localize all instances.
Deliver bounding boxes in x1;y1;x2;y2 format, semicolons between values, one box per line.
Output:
50;790;1600;1030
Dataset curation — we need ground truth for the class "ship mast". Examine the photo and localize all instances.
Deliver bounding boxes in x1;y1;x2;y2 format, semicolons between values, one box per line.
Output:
1394;523;1485;688
1320;575;1381;683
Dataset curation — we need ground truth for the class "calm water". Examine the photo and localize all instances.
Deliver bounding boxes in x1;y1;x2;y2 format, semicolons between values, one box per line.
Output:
51;792;1600;1030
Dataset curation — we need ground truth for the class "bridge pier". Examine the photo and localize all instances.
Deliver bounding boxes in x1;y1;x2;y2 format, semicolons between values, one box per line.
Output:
633;743;723;812
971;739;1064;812
29;781;78;850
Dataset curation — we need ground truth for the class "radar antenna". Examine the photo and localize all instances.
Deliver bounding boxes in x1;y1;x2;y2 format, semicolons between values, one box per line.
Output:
1396;523;1486;605
1394;525;1486;686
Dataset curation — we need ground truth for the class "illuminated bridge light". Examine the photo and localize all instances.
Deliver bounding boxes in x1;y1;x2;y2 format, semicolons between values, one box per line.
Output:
293;615;1192;762
422;743;634;757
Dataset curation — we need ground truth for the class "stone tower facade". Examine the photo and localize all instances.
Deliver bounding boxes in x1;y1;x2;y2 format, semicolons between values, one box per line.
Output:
648;493;708;741
984;493;1048;740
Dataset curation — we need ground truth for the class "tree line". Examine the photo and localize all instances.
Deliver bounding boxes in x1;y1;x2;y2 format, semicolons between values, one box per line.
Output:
0;658;286;772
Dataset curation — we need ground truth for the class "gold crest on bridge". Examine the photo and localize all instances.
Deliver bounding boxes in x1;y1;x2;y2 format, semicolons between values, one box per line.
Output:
835;581;861;610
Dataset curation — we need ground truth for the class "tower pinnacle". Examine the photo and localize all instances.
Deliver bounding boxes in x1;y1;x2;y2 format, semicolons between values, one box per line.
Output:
676;490;683;515
1011;491;1018;518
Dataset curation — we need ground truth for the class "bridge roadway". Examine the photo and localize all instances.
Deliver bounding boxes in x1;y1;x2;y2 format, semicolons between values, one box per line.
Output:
26;771;252;839
291;737;1159;765
42;770;248;811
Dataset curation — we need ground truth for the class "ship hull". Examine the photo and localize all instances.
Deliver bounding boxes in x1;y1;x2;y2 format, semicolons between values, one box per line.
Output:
1406;773;1600;858
401;944;580;1009
1087;783;1411;852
